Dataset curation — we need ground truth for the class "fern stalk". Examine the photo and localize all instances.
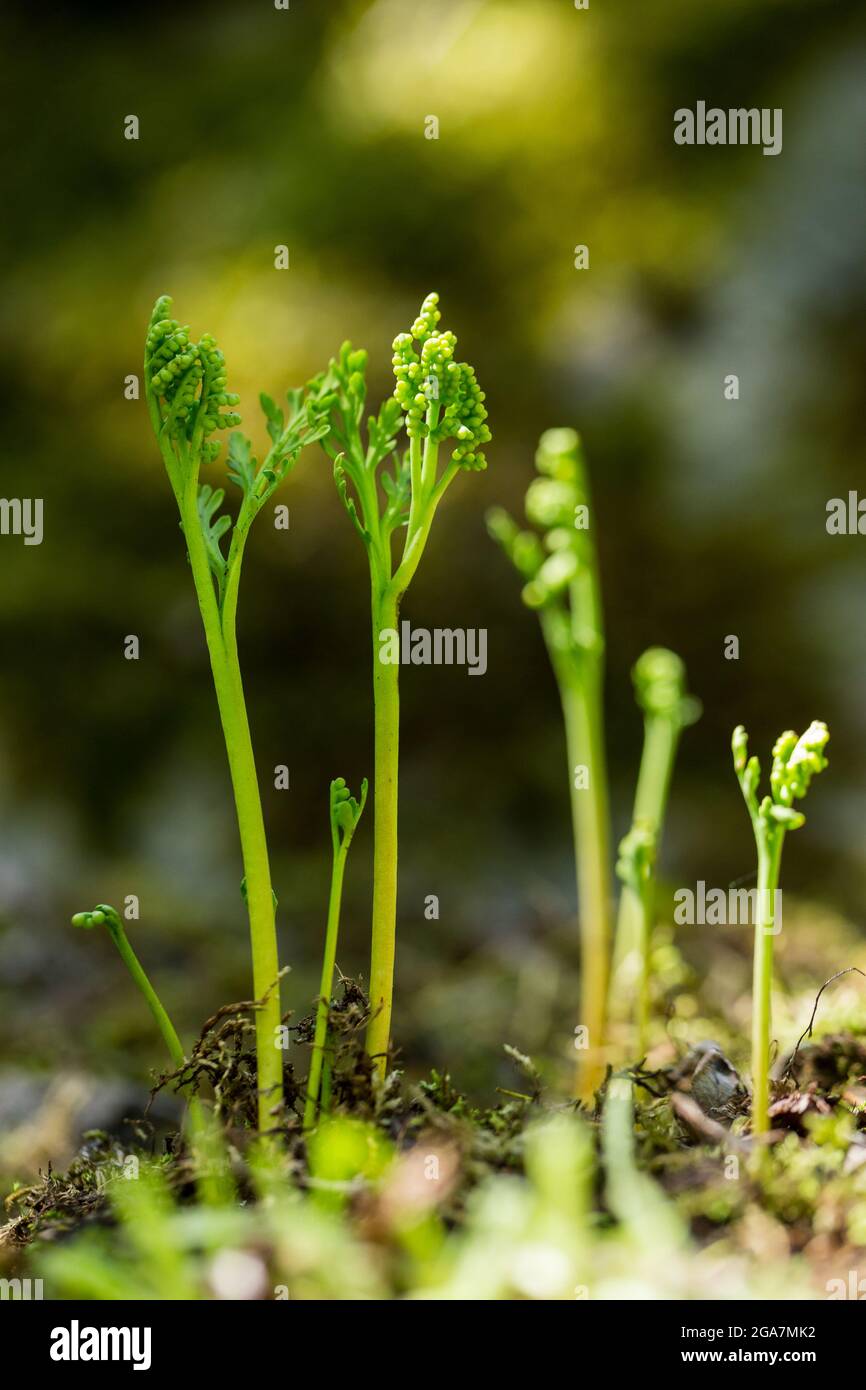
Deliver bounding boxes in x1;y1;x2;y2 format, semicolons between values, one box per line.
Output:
144;296;329;1131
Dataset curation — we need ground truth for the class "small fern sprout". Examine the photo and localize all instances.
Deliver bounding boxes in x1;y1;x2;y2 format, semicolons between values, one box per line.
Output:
488;427;611;1102
610;647;700;1052
732;720;829;1134
614;821;657;1057
304;777;369;1131
72;905;185;1070
632;647;700;727
330;775;369;852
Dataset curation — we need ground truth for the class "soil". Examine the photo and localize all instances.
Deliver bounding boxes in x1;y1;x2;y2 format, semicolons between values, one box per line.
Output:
4;967;866;1300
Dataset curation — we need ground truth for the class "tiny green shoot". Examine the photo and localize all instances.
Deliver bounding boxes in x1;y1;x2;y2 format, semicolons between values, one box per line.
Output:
71;905;185;1070
487;428;611;1100
614;824;656;1059
144;296;329;1130
72;904;232;1203
308;293;490;1076
304;776;368;1132
603;1076;686;1254
732;720;829;1134
611;648;700;1055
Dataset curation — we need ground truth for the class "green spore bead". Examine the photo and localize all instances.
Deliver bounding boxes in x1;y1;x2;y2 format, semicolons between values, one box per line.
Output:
766;804;806;828
486;507;543;580
485;506;517;549
522;548;581;608
544;527;573;552
525;477;579;531
632;648;700;725
71;903;120;932
535;427;581;482
732;724;749;774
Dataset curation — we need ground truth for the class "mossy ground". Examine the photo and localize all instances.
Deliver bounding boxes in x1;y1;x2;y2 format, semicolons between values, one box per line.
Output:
0;980;531;1256
3;904;866;1299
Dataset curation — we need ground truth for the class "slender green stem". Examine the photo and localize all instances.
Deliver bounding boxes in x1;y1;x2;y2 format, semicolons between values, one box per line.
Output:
73;905;221;1159
634;877;654;1057
540;558;612;1099
304;846;348;1130
320;1054;333;1111
751;833;783;1135
393;456;455;595
560;667;612;1100
634;715;678;838
617;717;676;963
179;491;284;1132
364;440;456;1077
610;714;678;1016
564;541;612;1100
367;586;401;1075
603;1076;685;1251
103;915;186;1070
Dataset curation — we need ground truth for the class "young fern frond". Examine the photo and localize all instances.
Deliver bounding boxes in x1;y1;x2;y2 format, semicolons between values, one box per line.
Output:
307;293;490;1076
611;648;700;1055
732;720;829;1134
72;905;186;1071
144;295;329;1132
614;822;657;1058
197;484;232;604
487;428;611;1103
304;777;368;1131
146;297;329;623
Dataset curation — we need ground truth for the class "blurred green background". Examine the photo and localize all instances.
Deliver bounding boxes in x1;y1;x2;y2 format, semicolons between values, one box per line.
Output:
1;0;865;1132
